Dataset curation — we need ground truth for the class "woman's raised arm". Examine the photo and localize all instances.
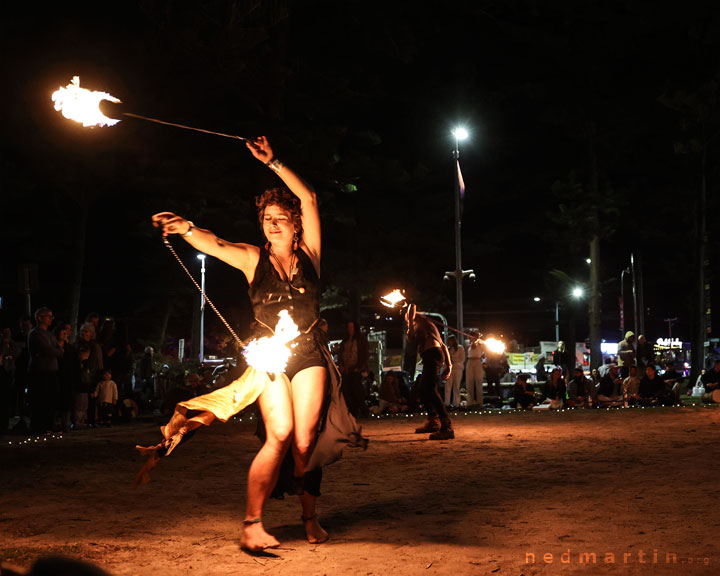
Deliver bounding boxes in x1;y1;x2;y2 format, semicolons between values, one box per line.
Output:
246;137;321;272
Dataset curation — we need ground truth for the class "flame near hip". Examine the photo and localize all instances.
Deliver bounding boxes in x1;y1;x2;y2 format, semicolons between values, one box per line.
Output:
242;310;300;375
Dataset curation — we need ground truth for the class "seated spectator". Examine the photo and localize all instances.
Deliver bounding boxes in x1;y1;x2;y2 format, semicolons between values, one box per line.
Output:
638;364;675;405
541;366;566;409
567;366;591;408
598;356;615;378
510;373;536;409
700;359;720;392
661;361;685;402
373;372;408;414
622;364;642;405
597;363;623;405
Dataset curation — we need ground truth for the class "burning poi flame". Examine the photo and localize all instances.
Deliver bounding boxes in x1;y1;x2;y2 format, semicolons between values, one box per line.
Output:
242;310;300;375
380;289;407;308
52;76;121;127
484;337;506;354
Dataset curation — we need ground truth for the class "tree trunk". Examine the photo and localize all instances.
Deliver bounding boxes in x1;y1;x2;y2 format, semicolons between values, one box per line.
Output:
588;235;602;370
67;195;88;338
691;148;708;384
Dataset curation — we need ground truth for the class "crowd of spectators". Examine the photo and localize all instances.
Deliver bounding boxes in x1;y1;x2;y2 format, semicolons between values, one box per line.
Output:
0;308;143;436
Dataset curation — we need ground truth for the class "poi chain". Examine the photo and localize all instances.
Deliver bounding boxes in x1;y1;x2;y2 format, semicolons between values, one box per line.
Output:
162;237;244;347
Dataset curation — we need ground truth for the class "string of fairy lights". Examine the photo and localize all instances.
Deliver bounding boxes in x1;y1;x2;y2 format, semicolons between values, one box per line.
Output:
4;404;716;447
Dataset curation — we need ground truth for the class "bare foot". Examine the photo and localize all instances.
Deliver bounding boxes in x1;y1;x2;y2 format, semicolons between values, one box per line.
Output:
240;521;280;552
302;515;329;544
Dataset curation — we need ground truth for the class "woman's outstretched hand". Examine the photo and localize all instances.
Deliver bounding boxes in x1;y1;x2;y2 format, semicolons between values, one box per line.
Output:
152;212;191;237
246;136;274;164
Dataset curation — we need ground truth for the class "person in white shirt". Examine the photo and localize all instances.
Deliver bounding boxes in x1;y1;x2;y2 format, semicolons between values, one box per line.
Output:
94;369;118;426
445;335;466;408
465;330;485;407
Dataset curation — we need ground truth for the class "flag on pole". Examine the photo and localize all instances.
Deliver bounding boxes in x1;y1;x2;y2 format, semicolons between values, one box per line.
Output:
456;159;465;201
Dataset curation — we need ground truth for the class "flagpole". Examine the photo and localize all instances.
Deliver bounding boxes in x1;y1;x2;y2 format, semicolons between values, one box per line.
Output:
453;136;464;339
445;127;473;342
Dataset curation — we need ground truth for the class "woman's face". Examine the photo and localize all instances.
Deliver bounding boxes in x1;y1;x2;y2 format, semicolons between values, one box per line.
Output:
80;328;93;342
262;204;295;245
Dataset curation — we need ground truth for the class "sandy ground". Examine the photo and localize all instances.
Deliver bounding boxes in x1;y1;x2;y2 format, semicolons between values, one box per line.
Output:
1;405;718;576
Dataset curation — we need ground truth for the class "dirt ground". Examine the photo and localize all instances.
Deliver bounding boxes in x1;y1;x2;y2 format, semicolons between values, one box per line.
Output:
1;405;718;576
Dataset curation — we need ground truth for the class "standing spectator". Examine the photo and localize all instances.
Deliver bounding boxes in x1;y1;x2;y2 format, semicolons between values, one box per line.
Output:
617;331;636;378
636;334;655;368
465;330;485;407
11;315;33;428
74;322;103;428
445;335;465;408
138;346;156;403
94;368;118;426
0;327;20;435
54;324;76;432
553;341;573;381
534;355;547;383
337;321;369;418
567;366;591;407
27;307;63;434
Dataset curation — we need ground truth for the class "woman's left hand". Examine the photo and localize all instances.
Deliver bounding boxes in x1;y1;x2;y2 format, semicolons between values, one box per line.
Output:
246;136;274;164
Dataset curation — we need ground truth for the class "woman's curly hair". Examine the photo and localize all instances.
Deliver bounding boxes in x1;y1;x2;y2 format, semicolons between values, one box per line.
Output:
255;187;303;238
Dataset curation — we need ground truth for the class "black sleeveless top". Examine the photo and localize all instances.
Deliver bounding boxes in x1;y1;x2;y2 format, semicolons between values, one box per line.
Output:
248;246;321;336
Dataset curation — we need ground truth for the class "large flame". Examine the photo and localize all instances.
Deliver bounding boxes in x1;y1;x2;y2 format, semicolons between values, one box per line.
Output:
242;310;300;374
484;337;506;354
52;76;121;127
380;289;406;308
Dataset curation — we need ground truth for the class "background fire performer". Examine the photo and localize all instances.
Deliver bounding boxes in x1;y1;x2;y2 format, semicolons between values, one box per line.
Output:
150;136;365;552
405;304;454;440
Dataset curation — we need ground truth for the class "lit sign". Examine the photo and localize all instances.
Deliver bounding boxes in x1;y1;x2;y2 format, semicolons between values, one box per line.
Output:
656;338;682;348
600;342;618;355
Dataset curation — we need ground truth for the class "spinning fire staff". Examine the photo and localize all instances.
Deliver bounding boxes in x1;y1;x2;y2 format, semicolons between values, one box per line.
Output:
52;76;249;140
52;77;368;552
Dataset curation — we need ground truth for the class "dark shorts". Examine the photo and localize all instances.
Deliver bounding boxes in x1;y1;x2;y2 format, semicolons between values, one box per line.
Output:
285;332;328;381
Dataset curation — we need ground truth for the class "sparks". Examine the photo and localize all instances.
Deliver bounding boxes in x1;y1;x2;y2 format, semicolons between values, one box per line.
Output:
51;76;121;127
242;310;300;375
380;289;406;308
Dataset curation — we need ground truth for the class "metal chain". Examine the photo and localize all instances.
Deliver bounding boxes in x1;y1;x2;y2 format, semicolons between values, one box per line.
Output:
162;237;244;347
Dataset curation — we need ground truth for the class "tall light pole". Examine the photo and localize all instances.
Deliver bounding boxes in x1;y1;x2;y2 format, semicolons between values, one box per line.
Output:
444;126;473;338
197;253;206;363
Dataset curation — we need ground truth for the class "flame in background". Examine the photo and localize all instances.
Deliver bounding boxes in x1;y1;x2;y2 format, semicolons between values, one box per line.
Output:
484;337;506;354
242;310;300;374
380;289;406;308
52;76;121;127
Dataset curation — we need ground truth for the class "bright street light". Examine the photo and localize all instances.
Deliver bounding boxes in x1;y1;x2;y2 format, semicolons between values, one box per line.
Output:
533;296;541;302
572;286;584;299
453;127;469;141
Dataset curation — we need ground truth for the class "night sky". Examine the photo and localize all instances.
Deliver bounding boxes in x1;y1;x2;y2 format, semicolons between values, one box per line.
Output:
2;1;720;352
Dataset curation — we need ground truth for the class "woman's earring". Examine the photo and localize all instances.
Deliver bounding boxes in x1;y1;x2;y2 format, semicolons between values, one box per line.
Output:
293;233;299;250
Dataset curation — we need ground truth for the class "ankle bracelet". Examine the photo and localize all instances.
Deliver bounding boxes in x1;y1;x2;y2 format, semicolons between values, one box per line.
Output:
243;518;262;526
